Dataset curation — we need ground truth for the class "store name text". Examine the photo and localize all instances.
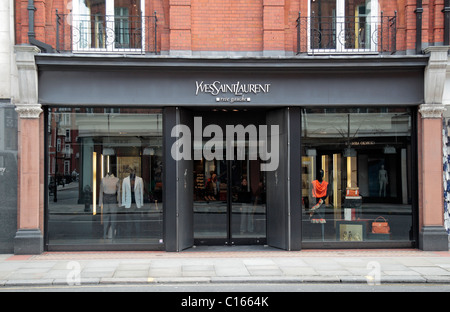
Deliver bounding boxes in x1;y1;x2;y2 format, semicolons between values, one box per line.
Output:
195;81;271;103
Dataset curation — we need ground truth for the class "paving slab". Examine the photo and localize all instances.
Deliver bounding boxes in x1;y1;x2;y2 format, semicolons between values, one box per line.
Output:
0;248;450;287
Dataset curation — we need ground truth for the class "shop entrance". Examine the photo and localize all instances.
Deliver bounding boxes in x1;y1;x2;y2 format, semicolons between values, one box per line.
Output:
192;111;266;246
164;107;301;251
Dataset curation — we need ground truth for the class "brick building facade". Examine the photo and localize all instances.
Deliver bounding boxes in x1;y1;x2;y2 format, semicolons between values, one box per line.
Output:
13;0;450;55
6;0;450;254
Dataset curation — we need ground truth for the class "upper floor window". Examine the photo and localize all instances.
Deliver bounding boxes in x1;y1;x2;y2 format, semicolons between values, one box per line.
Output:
104;108;120;114
65;129;71;142
308;0;379;53
72;0;145;52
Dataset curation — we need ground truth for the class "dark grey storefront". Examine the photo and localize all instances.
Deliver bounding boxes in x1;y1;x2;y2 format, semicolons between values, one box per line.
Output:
37;55;427;251
0;100;18;253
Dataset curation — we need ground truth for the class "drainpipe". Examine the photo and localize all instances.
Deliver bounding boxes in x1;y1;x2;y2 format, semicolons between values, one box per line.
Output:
27;0;54;52
443;0;450;45
415;0;423;54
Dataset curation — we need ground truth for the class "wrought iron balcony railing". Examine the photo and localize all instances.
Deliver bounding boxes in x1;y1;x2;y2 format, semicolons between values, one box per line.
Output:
296;13;397;55
56;11;158;54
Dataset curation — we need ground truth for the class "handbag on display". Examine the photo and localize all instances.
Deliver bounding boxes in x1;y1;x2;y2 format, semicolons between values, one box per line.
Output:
372;216;390;234
346;187;359;197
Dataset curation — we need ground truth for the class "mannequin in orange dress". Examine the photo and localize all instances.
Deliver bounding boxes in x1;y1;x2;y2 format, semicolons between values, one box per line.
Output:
310;169;329;217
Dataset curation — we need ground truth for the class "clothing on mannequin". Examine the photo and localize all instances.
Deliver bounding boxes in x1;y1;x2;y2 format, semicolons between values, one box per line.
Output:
310;169;329;218
99;172;120;239
99;172;120;205
205;172;217;201
122;169;144;238
122;170;144;209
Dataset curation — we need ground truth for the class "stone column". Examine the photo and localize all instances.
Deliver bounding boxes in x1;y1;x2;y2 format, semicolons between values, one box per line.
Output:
13;45;43;254
418;46;449;251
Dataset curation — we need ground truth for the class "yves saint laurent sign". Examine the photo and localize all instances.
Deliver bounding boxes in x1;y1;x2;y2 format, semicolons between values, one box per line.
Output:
195;81;271;103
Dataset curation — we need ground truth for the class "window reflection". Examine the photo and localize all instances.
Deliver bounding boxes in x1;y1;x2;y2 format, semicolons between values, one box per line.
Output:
47;108;163;247
301;108;413;243
74;0;143;50
0;103;18;252
309;0;378;52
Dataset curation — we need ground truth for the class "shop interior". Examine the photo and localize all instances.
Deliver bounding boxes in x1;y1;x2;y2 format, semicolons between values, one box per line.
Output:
301;108;414;243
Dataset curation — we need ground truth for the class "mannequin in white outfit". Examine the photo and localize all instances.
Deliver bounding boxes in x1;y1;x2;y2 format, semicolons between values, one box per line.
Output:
122;169;144;208
122;168;144;237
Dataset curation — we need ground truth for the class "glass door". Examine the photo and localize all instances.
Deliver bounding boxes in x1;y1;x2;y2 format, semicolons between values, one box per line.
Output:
230;158;266;244
309;0;378;53
113;0;144;50
72;0;144;52
342;0;377;52
193;123;266;246
309;0;338;51
193;157;229;244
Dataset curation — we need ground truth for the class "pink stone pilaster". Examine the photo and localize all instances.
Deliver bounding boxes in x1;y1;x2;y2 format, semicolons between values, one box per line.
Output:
418;104;448;250
17;117;41;230
14;45;44;254
420;116;443;226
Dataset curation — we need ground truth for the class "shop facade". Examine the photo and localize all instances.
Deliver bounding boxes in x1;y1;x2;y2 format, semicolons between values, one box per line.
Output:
11;50;444;253
10;0;450;253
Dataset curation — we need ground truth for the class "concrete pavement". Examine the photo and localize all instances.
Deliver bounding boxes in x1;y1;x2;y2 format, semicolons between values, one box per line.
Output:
1;246;450;287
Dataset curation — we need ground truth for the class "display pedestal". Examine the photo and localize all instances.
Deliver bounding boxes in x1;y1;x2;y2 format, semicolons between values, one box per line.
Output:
343;196;362;220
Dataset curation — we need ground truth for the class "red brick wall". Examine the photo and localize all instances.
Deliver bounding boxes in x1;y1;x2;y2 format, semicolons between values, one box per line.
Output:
191;0;263;52
15;0;67;47
14;0;448;54
430;0;445;46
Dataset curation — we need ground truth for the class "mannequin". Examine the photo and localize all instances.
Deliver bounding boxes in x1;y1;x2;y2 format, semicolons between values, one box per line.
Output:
310;169;329;218
205;171;217;201
99;172;120;239
378;165;388;197
122;168;144;237
122;168;144;208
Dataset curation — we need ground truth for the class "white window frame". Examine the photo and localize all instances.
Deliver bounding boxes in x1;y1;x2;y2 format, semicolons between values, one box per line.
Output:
65;144;71;156
59;113;71;126
72;0;146;53
307;0;378;54
64;160;70;175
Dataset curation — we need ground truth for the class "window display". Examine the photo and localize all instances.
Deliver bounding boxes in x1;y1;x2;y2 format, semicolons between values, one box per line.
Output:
301;108;414;243
47;108;163;248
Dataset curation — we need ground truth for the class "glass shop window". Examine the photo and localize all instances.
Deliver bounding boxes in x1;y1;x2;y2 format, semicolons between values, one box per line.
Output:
0;103;18;253
301;108;413;243
47;107;163;248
